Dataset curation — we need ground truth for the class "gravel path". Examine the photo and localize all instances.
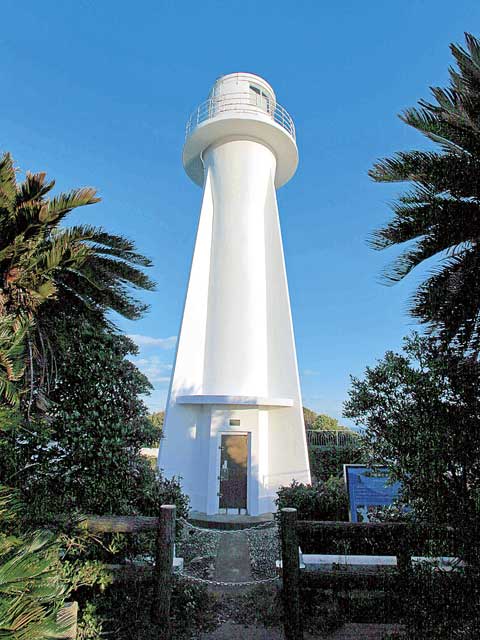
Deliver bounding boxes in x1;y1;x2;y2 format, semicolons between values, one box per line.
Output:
245;525;279;579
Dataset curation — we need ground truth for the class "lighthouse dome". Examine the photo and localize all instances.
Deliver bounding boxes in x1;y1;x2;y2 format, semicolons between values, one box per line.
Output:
183;72;298;189
210;72;276;104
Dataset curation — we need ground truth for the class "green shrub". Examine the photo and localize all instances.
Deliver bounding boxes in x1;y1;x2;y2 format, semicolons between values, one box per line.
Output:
398;564;480;639
275;478;349;521
0;312;169;521
77;602;104;640
300;587;344;635
308;443;365;481
76;575;219;640
225;583;282;628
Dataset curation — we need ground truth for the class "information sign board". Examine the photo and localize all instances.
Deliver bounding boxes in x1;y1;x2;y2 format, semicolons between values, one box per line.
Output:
344;464;402;523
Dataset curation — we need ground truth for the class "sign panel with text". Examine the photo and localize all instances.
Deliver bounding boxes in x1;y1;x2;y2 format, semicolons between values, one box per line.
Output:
344;464;402;523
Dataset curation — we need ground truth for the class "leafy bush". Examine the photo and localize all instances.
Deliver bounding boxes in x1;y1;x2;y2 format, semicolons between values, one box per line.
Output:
312;413;345;431
0;312;189;523
308;443;365;481
276;478;348;521
145;411;164;447
35;312;157;516
365;503;413;523
398;564;480;639
77;602;104;640
303;407;317;430
76;575;219;639
345;333;480;565
300;587;344;635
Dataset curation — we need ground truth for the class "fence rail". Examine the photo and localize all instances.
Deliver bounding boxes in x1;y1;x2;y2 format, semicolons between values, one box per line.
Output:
296;519;458;556
279;509;461;640
79;515;159;533
306;429;361;448
77;506;176;640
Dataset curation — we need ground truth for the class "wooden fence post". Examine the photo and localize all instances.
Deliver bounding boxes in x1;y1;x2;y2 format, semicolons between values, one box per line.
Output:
396;546;412;573
280;507;303;640
396;523;412;574
151;504;176;639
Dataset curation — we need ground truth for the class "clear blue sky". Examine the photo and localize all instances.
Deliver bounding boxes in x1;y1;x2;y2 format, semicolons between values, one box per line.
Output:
2;1;478;423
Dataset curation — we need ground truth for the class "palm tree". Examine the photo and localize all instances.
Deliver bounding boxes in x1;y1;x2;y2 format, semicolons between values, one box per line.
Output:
0;152;155;404
0;315;30;405
369;33;480;352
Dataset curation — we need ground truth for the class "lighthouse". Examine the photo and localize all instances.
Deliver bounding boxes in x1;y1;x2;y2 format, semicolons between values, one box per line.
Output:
158;73;311;516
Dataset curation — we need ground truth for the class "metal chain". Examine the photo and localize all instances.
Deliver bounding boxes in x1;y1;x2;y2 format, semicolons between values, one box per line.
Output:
179;517;277;534
177;570;279;587
177;517;279;586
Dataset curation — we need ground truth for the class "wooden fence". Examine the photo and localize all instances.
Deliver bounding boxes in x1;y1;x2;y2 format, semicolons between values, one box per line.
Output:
279;508;460;640
62;504;177;640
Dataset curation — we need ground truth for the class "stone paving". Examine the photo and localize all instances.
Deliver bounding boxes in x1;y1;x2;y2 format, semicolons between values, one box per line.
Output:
213;531;253;583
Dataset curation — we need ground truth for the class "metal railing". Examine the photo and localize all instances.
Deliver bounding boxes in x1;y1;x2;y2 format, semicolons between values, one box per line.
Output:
185;92;296;140
306;429;362;448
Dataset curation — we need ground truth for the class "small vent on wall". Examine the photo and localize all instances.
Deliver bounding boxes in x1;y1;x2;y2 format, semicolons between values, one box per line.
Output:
229;419;241;426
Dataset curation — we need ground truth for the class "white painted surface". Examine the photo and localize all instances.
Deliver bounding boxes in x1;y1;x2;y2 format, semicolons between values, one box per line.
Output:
140;447;159;458
158;73;311;516
173;557;184;573
176;395;293;407
277;555;463;572
303;554;398;568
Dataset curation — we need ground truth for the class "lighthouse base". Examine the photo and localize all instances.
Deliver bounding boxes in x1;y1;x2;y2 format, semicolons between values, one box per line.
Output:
158;401;311;517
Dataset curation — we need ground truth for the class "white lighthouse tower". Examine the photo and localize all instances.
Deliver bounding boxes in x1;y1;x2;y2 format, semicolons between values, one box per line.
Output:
158;73;311;516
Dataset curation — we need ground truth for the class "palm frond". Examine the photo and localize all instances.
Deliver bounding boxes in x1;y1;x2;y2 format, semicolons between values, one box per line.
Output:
369;196;480;252
82;255;156;291
411;249;480;350
0;153;155;402
41;188;100;224
16;172;55;207
449;34;480;94
369;33;480;350
0;153;17;217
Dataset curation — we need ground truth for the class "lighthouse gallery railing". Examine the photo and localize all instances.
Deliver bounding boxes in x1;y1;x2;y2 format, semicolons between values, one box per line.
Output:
185;92;296;140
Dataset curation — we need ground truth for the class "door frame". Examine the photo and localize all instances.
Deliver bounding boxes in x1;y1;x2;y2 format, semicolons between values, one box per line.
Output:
216;430;251;514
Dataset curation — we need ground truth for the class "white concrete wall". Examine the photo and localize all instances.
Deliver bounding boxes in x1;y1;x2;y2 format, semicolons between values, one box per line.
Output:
211;73;276;102
202;139;274;397
263;172;311;496
158;173;215;512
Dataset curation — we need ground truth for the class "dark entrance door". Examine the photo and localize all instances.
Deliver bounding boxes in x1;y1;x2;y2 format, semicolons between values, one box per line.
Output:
219;434;248;510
